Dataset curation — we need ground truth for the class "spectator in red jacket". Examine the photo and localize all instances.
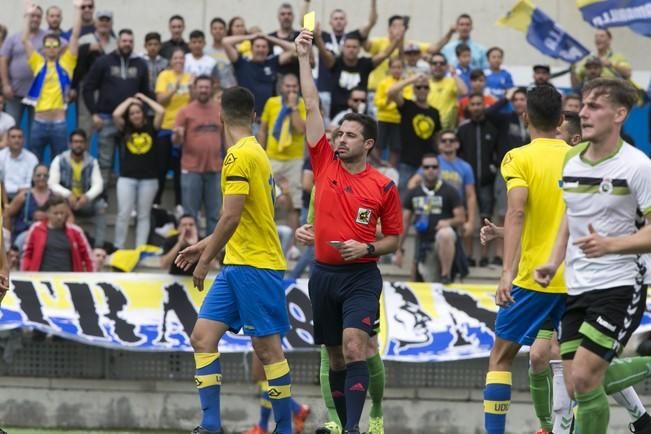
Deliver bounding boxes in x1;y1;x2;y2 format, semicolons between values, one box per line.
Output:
21;194;93;272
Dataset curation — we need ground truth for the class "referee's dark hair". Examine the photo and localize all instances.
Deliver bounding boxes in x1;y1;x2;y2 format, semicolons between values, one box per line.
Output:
526;84;562;132
341;112;378;145
221;86;255;127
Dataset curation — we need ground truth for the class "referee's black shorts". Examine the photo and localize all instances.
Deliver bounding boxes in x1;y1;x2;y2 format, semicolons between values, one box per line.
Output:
308;261;383;346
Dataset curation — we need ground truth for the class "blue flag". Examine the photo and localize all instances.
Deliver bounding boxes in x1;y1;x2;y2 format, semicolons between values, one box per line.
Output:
498;0;590;63
577;0;651;36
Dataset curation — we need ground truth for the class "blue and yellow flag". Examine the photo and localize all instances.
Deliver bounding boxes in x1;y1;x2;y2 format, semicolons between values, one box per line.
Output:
577;0;651;37
498;0;590;63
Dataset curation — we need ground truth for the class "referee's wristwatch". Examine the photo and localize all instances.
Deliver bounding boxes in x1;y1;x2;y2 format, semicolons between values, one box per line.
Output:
366;243;376;256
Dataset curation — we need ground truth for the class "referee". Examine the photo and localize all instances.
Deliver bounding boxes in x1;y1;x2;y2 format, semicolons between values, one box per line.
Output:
296;29;403;434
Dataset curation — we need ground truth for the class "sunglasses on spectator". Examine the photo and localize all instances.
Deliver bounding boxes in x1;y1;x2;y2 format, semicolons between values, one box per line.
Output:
414;85;430;90
81;4;94;9
440;138;457;143
422;164;439;170
44;41;60;49
34;173;49;178
430;61;446;66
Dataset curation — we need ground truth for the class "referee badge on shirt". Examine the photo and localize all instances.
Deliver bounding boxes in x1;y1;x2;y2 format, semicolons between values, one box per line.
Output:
599;178;613;194
356;208;372;225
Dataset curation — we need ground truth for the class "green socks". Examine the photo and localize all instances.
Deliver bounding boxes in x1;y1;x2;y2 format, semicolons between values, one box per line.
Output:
529;366;553;431
575;385;609;434
367;352;385;418
604;357;651;395
319;345;341;425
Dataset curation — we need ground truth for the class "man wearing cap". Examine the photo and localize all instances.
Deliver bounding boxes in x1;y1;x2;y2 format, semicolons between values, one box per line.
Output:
404;43;429;76
575;29;632;82
532;64;551;86
72;9;117;133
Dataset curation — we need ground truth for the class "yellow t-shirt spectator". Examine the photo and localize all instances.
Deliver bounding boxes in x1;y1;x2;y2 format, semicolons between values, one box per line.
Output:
155;70;192;130
261;96;307;161
367;37;428;90
427;77;459;130
27;50;77;113
374;76;413;124
575;51;631;81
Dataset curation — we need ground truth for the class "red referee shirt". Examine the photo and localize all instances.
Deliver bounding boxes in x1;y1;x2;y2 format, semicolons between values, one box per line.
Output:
309;134;403;265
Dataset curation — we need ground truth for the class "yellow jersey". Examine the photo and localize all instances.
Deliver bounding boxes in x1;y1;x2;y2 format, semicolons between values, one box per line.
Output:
155;70;192;130
427;77;459;130
501;138;570;294
27;50;77;112
374;76;413;124
260;96;306;161
221;136;286;270
366;37;428;90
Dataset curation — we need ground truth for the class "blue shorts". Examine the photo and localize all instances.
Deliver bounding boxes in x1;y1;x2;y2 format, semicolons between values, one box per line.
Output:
494;285;566;346
199;265;290;337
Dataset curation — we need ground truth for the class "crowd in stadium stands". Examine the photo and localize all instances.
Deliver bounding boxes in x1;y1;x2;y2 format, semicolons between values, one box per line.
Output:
0;0;647;282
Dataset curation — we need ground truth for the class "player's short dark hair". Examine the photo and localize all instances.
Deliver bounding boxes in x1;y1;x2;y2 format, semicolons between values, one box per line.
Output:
455;43;471;56
221;87;255;126
562;111;581;138
486;46;504;58
470;69;485;80
169;15;184;23
582;77;639;114
210;17;226;28
118;28;133;38
341;112;377;144
526;84;562;131
388;15;404;26
45;194;66;210
189;30;205;40
144;32;161;43
69;128;87;142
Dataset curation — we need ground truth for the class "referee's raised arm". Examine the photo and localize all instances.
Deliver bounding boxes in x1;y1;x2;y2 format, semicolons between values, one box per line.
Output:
296;29;324;147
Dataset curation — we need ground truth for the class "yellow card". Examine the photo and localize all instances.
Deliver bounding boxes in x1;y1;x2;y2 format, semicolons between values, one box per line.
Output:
303;11;315;31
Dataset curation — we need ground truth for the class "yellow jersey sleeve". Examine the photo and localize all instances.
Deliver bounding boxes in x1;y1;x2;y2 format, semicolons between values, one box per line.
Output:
260;97;274;125
155;70;170;94
501;149;530;191
27;51;45;74
222;149;251;196
369;37;386;55
59;49;77;76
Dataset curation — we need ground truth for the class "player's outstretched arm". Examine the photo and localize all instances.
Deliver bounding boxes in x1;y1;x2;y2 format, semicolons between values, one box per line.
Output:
296;29;324;147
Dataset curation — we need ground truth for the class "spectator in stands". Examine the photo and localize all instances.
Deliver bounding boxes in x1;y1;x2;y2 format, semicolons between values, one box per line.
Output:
458;69;496;121
455;43;472;90
365;14;446;96
7;164;51;251
0;127;38;200
374;57;407;167
404;43;430;76
0;4;45;127
154;47;191;215
112;93;164;248
532;64;551;86
92;247;107;271
206;17;237;89
258;73;306;233
329;86;368;130
76;0;96;37
184;30;217;78
268;3;301;78
173;75;222;235
227;16;252;58
223;33;296;125
140;32;168;95
427;52;468;129
21;194;93;272
484;46;513;100
22;0;82;164
72;9;116;134
388;73;441;197
306;0;378;119
575;29;632;82
45;6;68;42
83;28;151;182
0;94;16;148
457;93;498;267
563;93;582;113
160;15;189;60
399;153;465;283
316;31;401;119
572;56;604;92
557;110;583;146
49;129;106;247
160;213;199;275
441;14;488;70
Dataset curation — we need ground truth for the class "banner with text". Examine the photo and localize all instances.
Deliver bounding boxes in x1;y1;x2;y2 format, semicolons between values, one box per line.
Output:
577;0;651;37
1;273;651;362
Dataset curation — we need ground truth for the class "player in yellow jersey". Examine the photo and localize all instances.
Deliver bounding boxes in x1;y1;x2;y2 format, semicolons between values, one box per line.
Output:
482;85;570;434
175;87;293;434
